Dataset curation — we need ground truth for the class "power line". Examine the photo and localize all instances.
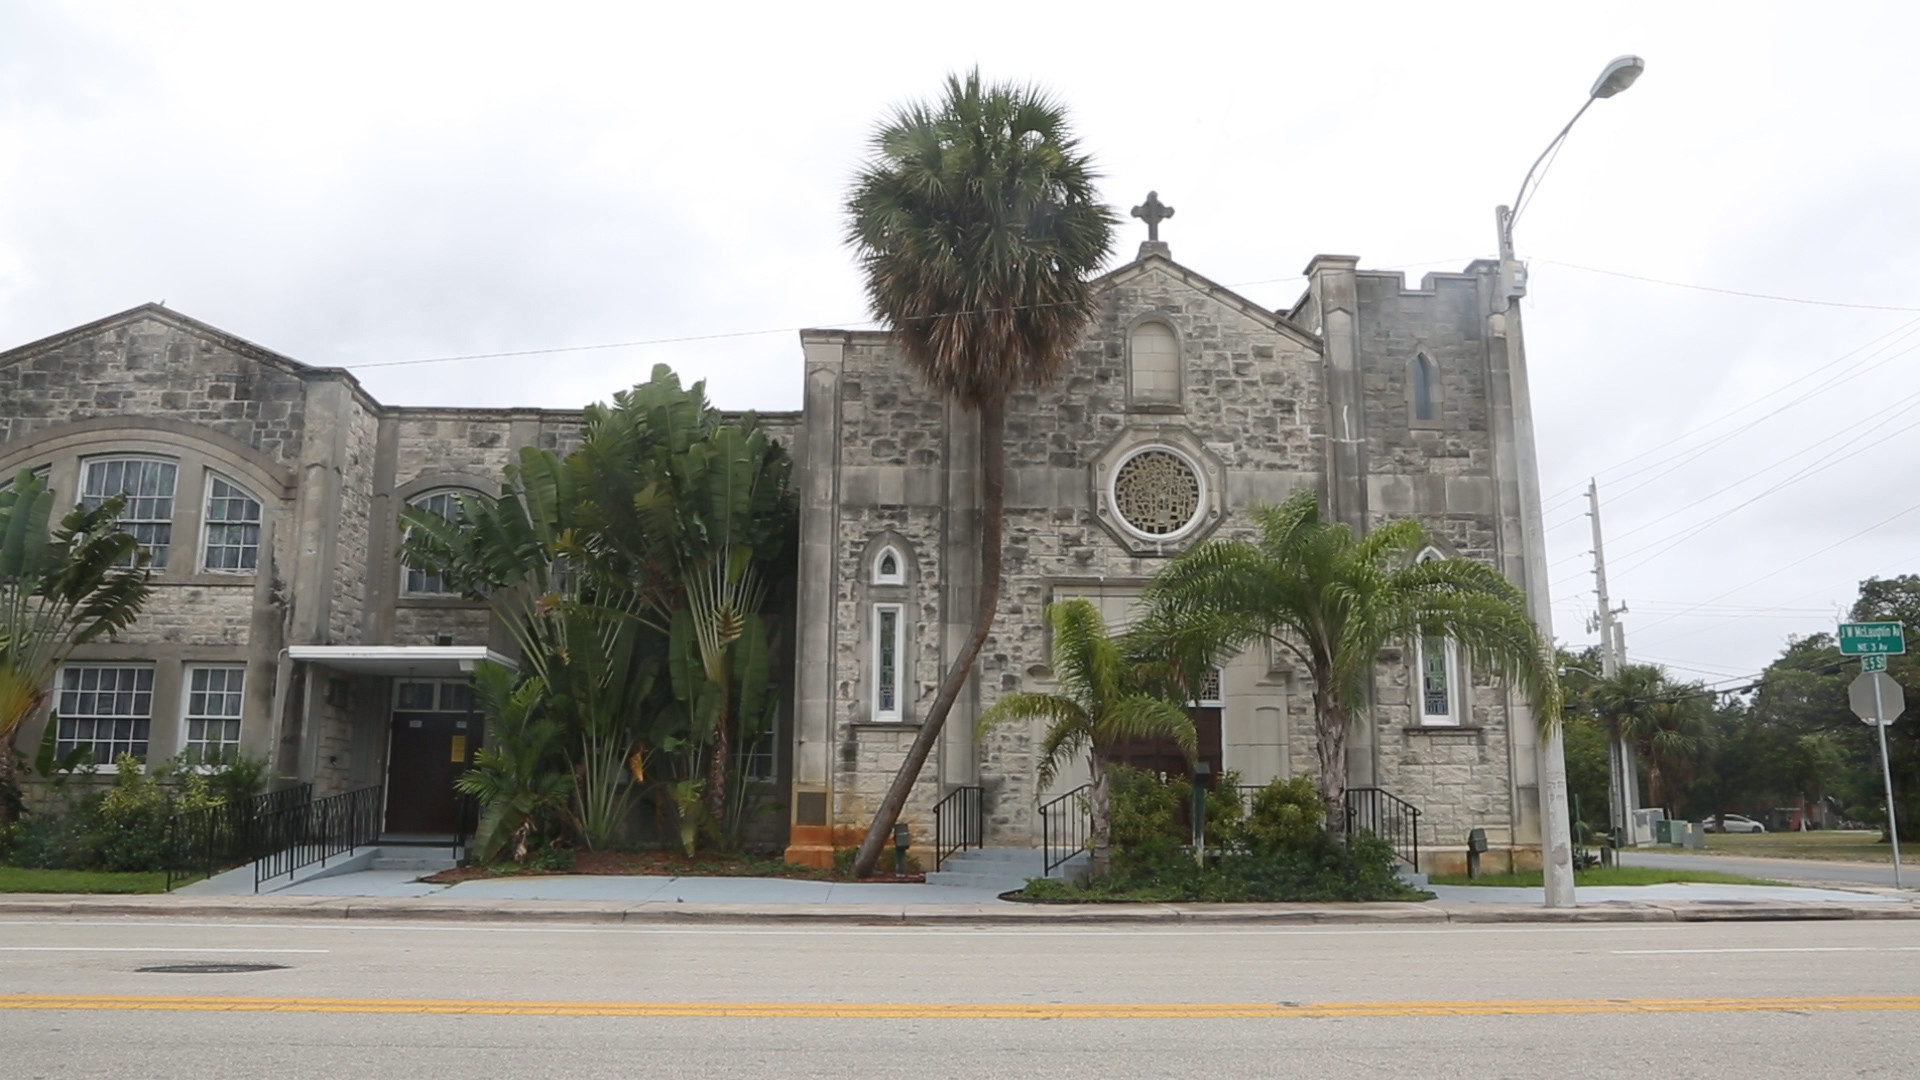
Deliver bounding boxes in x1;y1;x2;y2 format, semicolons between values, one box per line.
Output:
1538;260;1920;312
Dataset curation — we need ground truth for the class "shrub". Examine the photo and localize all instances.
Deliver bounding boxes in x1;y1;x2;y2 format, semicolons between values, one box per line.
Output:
528;845;576;873
1236;774;1325;855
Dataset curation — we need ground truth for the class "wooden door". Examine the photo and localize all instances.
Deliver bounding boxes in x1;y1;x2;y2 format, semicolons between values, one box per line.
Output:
384;712;479;835
1107;707;1223;782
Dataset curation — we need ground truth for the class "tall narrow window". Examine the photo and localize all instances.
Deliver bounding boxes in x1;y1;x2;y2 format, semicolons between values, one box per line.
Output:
202;474;262;572
183;666;246;764
1412;354;1437;422
1129;321;1181;405
82;457;177;568
56;665;155;764
1413;548;1462;725
873;603;903;721
404;490;467;594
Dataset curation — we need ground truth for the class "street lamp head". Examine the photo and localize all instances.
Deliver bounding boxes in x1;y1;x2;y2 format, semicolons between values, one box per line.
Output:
1590;55;1645;99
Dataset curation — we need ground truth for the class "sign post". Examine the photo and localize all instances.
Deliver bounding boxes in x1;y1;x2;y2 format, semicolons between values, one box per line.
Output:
1844;621;1906;889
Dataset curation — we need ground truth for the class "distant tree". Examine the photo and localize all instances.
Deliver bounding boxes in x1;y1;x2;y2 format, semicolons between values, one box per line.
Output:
843;71;1117;877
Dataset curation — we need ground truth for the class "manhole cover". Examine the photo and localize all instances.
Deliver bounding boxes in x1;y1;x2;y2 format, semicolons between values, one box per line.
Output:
136;962;288;974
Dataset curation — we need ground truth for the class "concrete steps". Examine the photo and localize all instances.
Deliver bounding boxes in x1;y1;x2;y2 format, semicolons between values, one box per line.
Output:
924;847;1087;892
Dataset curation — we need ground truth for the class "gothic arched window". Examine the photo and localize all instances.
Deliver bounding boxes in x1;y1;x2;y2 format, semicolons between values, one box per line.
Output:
1412;353;1438;423
872;545;905;585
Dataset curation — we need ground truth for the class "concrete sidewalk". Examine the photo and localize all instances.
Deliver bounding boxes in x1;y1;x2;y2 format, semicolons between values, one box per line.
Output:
4;889;1917;925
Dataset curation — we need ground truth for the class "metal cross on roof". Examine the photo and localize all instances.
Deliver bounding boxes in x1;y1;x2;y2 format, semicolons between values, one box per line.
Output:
1130;191;1174;242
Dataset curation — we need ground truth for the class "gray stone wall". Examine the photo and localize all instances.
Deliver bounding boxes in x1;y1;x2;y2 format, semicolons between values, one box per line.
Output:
0;309;308;459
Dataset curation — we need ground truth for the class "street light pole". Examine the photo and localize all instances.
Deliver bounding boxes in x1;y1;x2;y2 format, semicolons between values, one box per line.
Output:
1493;54;1644;909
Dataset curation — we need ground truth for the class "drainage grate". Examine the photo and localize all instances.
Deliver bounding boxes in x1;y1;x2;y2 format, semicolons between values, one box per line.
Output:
136;962;289;974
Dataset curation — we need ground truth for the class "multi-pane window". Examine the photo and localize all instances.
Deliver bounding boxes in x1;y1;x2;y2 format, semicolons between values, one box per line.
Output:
404;490;466;594
183;666;245;763
1129;321;1180;404
202;474;262;572
82;457;177;568
394;680;476;713
873;604;903;721
1419;635;1455;722
56;665;155;764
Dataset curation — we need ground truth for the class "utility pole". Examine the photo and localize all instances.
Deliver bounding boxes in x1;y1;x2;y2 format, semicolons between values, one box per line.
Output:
1587;479;1639;845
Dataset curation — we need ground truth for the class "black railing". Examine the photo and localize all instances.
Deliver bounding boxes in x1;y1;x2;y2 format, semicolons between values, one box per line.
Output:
932;785;983;870
163;783;313;892
254;784;385;892
1038;784;1091;877
1344;786;1421;872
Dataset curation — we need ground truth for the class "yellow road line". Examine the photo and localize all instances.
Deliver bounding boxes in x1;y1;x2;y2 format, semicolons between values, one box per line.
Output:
2;995;1918;1019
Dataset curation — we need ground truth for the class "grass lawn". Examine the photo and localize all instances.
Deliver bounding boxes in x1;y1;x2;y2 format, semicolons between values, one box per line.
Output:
1701;829;1895;863
0;867;169;894
1429;866;1777;888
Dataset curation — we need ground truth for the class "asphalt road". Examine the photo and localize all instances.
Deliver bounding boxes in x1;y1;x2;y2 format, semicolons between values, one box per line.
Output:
1621;848;1912;888
2;916;1918;1079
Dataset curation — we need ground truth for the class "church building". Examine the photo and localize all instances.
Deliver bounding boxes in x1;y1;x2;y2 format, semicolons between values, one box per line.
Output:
0;204;1556;874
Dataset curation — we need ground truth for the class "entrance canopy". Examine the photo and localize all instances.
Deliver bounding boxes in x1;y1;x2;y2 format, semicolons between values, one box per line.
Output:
286;645;516;678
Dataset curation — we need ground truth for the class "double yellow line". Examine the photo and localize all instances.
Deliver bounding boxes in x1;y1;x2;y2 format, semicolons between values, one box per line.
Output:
4;995;1919;1019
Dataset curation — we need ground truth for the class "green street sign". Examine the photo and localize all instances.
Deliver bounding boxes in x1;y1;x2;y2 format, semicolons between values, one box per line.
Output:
1839;622;1906;656
1863;654;1889;673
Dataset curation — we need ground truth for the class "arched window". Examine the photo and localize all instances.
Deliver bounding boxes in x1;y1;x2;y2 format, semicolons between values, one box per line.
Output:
872;545;905;585
1405;349;1436;424
201;473;262;572
1412;548;1462;725
404;489;471;595
81;456;178;568
1129;320;1181;406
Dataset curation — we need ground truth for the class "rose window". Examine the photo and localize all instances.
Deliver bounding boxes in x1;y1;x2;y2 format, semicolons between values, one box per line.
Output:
1111;448;1203;537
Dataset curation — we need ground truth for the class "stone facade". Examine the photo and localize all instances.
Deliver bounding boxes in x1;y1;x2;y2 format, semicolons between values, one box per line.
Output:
0;306;803;829
789;242;1555;873
3;230;1558;872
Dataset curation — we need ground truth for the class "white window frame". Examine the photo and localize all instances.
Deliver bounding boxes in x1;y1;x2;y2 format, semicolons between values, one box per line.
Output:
872;545;905;586
403;490;469;595
200;472;263;574
872;603;904;722
1105;444;1208;543
81;455;178;569
1413;548;1464;726
54;663;157;767
181;665;247;765
1195;666;1225;708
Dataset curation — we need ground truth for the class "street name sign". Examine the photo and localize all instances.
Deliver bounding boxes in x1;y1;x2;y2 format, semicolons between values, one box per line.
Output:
1850;671;1905;726
1863;654;1889;673
1839;622;1905;655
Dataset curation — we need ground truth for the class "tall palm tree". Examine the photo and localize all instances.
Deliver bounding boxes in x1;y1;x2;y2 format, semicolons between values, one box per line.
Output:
1589;664;1712;815
978;599;1195;878
1142;489;1559;824
843;70;1116;876
0;470;152;817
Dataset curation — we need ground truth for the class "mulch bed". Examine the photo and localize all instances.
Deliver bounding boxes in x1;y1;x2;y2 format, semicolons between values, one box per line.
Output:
422;849;925;885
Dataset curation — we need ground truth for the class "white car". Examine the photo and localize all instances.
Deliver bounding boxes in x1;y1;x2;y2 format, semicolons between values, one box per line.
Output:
1705;814;1767;834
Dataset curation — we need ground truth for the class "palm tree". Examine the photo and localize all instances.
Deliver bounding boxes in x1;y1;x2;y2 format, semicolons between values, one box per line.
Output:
1588;664;1712;815
978;599;1195;878
843;70;1116;876
0;470;153;818
1141;489;1559;825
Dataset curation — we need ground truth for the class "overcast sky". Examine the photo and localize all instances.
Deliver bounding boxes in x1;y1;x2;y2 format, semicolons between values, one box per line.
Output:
3;1;1916;686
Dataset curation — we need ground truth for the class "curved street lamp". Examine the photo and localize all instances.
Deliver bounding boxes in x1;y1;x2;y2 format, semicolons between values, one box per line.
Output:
1491;55;1644;908
1497;55;1645;260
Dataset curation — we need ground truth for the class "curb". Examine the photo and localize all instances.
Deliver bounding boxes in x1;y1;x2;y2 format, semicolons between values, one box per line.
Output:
2;895;1916;926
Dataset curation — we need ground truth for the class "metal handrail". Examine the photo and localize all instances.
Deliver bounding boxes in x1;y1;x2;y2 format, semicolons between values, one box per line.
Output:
163;782;313;892
253;784;385;892
1344;786;1422;872
932;785;983;870
1038;784;1091;877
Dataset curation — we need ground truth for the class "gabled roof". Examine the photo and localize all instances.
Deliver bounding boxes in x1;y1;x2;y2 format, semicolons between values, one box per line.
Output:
1093;249;1322;351
0;303;323;379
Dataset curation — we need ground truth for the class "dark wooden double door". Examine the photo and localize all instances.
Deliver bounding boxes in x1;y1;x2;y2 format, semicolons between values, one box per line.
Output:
385;712;480;835
1107;707;1223;782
